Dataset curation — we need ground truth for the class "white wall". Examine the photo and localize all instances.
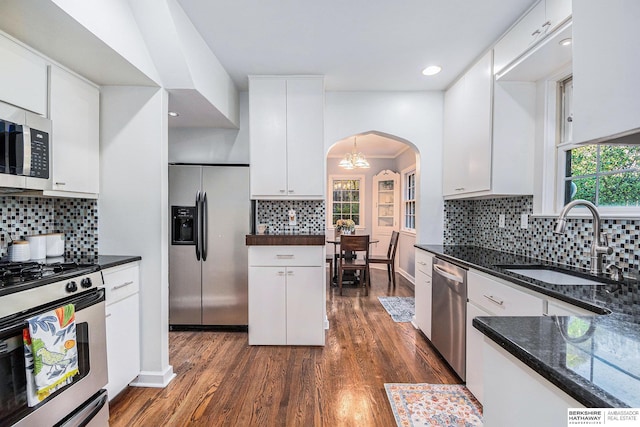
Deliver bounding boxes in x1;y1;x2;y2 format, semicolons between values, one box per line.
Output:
395;148;417;280
324;91;444;245
168;92;249;163
99;86;174;387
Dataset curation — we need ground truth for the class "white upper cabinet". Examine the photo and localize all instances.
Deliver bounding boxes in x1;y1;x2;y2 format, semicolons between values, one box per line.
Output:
494;0;572;76
0;35;47;115
443;51;493;196
572;0;640;143
249;76;324;199
49;65;100;196
443;51;536;199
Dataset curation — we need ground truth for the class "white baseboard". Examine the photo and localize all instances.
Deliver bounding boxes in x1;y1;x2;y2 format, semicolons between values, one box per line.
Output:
129;365;176;388
397;268;414;285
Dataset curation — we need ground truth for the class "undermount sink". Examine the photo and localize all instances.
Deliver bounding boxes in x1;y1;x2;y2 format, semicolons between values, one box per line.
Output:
502;266;606;286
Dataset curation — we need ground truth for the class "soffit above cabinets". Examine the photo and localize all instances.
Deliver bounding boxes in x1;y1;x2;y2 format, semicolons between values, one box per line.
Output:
0;0;158;87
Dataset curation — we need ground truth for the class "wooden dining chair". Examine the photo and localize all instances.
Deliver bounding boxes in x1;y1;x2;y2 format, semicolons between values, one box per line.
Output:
368;231;399;288
337;235;370;296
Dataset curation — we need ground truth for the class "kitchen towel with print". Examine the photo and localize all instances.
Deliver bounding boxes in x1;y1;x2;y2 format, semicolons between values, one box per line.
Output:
23;304;79;406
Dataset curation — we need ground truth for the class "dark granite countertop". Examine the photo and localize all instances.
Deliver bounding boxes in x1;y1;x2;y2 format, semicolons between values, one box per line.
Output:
415;244;640;408
96;255;141;269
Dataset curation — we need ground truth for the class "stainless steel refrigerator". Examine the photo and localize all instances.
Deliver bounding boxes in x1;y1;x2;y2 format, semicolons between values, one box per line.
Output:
169;164;250;328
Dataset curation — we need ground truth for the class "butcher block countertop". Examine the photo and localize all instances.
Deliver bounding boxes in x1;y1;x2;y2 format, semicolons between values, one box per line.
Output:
245;233;326;246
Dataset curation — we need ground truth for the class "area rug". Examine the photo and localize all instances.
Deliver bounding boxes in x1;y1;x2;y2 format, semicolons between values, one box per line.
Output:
384;383;483;427
378;297;415;322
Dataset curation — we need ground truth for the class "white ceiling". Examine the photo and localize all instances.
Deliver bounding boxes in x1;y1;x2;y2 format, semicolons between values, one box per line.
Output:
328;132;411;159
177;0;537;91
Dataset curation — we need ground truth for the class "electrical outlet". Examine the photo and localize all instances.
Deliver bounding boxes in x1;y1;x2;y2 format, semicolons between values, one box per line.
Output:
520;213;528;229
499;214;505;228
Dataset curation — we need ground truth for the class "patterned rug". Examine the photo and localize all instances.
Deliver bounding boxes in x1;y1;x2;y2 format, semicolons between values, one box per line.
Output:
378;297;415;322
385;383;483;427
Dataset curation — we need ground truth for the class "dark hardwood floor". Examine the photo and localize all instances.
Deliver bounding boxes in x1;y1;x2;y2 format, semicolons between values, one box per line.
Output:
108;267;460;426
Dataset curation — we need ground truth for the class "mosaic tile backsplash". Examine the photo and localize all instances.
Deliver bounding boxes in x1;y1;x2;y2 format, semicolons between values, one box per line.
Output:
256;200;325;234
444;196;639;275
0;196;98;259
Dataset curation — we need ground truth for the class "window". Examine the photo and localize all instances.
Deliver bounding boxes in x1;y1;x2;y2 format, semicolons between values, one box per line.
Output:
403;169;416;231
564;144;640;207
330;176;364;227
558;76;640;209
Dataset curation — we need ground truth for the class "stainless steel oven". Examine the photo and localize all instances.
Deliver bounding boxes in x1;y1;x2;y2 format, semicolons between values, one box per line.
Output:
0;263;108;427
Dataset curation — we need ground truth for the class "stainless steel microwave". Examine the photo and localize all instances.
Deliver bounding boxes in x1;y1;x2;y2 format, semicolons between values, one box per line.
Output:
0;101;52;192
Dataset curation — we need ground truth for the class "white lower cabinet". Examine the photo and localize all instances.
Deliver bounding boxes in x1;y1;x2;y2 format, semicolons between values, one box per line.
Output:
483;339;584;427
414;249;433;338
465;301;491;404
103;262;140;400
248;246;325;345
466;269;543;404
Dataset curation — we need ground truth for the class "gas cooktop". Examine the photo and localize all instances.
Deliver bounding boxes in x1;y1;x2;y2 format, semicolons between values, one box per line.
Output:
0;261;100;297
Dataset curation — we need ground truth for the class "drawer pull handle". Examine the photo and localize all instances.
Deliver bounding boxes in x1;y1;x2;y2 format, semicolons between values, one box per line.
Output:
287;271;294;275
277;271;286;276
105;313;112;318
417;261;427;265
483;294;504;306
276;254;294;259
55;182;66;186
111;281;134;291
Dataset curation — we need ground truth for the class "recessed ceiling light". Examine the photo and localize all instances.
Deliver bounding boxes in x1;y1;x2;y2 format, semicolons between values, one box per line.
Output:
559;38;572;46
168;111;179;117
422;65;442;76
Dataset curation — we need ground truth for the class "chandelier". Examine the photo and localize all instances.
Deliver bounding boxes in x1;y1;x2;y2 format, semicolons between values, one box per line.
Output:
338;136;370;169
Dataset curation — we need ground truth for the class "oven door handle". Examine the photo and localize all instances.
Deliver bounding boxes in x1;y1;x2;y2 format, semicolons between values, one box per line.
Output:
55;390;108;427
0;289;105;337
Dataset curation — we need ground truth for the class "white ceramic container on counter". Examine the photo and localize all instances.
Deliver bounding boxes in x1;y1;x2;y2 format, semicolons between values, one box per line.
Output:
9;241;30;262
45;233;65;257
26;235;47;260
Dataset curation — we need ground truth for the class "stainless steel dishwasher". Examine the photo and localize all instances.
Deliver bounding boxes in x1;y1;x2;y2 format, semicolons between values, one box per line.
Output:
431;257;467;380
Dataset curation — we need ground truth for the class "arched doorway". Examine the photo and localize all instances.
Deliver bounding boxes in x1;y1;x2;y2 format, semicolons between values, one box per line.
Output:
326;130;420;282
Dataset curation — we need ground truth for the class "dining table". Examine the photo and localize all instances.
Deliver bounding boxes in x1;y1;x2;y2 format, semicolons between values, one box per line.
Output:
326;234;379;286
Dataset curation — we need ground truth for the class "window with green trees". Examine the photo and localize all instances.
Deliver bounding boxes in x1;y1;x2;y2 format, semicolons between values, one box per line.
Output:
331;178;362;226
564;144;640;207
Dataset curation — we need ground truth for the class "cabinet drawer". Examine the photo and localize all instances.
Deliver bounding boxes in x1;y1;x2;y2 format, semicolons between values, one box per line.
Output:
468;270;542;316
103;263;140;305
415;249;433;276
249;246;323;267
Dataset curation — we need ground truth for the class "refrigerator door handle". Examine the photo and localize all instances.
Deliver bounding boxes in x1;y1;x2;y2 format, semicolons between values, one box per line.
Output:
195;191;201;261
202;192;208;261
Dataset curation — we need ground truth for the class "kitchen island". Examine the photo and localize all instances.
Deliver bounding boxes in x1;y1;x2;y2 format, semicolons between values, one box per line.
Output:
246;233;326;346
416;244;640;412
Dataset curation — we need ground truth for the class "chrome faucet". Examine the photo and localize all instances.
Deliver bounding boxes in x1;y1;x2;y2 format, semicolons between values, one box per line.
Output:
554;199;613;275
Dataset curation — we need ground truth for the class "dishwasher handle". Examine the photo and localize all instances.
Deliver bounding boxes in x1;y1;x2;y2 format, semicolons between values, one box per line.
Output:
433;264;465;283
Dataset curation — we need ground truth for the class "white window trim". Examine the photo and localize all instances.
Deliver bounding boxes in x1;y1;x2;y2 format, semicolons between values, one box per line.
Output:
401;165;417;234
538;71;640;218
327;174;366;229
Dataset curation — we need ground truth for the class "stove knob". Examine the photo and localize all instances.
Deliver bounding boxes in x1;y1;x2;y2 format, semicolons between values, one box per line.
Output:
81;277;93;288
66;281;78;293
